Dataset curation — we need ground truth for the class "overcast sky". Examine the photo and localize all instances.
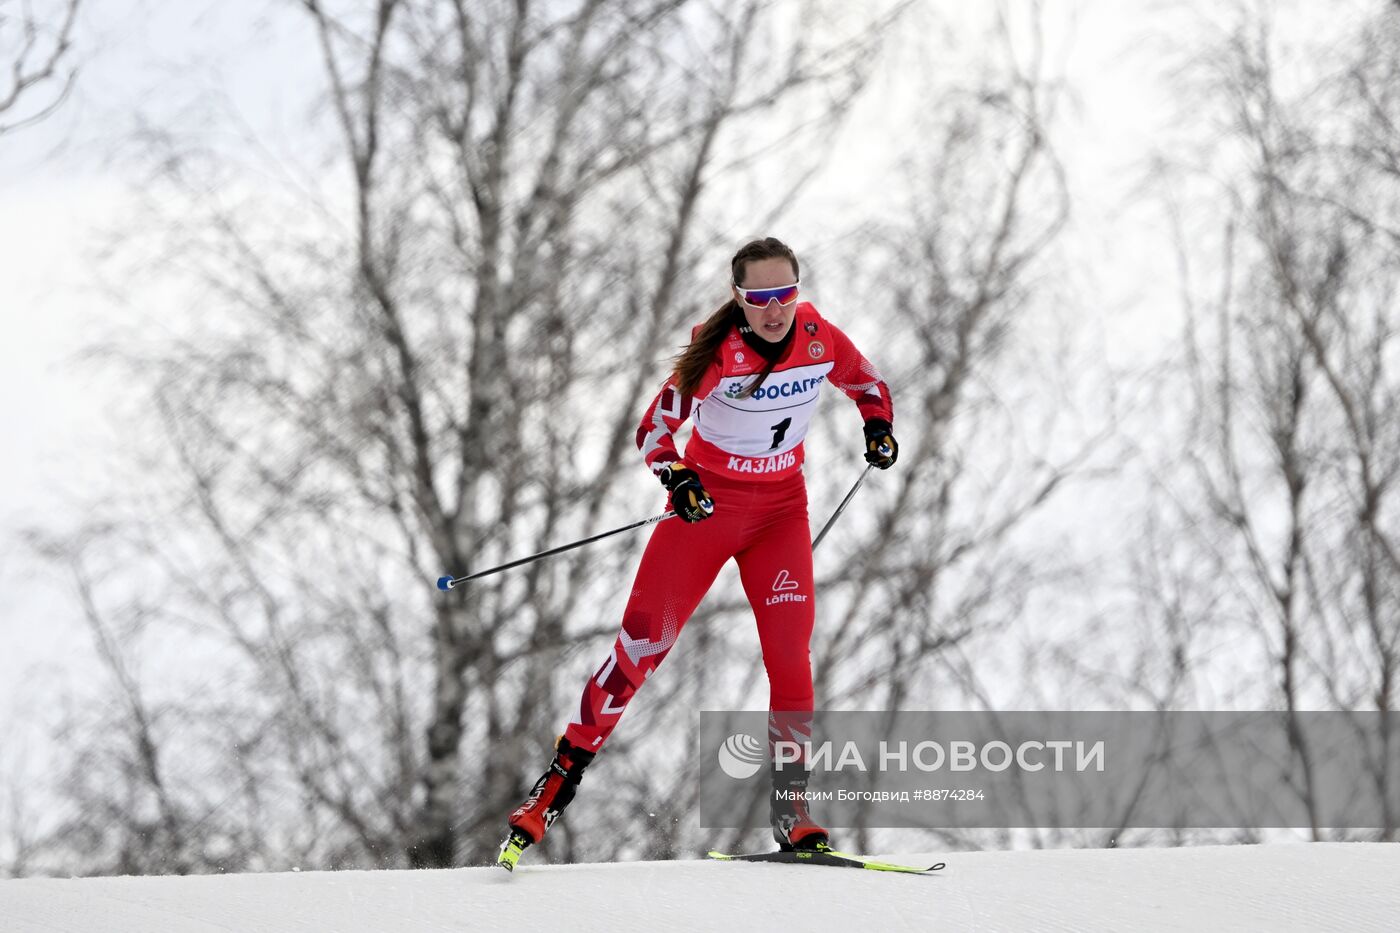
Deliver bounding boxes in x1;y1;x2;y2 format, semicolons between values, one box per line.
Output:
0;0;329;759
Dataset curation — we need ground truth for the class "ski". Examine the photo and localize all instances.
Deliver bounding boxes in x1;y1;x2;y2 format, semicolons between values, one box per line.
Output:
707;847;945;874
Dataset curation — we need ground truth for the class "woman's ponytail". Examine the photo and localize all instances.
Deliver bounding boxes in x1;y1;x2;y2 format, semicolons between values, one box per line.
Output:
673;301;737;397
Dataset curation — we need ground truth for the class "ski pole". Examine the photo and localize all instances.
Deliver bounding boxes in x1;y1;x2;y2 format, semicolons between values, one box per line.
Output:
437;511;679;590
811;463;876;553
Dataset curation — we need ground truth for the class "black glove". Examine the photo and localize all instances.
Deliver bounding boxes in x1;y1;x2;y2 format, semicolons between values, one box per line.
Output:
659;462;715;522
863;419;898;470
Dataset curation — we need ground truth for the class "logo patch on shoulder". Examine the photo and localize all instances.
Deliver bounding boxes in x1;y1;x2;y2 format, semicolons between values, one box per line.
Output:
804;321;818;336
808;341;824;359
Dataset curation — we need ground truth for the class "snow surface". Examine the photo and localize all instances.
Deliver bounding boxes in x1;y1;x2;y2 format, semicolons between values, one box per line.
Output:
2;843;1397;932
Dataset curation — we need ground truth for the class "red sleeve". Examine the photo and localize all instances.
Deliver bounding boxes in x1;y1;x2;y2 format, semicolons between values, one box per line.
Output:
827;321;894;425
635;358;722;475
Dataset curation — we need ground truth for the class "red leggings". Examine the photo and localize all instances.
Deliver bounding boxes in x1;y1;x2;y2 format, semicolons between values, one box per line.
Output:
562;466;815;753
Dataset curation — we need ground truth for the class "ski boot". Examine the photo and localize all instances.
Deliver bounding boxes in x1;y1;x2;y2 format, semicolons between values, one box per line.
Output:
770;765;831;852
497;735;596;871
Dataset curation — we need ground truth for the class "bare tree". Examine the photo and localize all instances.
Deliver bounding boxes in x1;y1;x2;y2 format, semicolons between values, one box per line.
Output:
31;0;908;874
0;0;80;136
1147;0;1400;840
697;1;1123;858
816;0;1090;779
0;716;40;878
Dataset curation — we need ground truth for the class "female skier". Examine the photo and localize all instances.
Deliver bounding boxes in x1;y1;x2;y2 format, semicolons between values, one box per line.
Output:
499;236;897;869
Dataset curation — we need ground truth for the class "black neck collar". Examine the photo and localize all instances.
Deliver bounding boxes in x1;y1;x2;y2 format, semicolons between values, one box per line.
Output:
731;304;793;362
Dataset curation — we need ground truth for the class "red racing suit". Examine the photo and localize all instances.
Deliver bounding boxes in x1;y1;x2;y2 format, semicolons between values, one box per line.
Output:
562;302;893;754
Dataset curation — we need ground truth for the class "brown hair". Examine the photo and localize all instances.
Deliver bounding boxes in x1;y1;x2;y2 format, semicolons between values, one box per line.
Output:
672;237;800;398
